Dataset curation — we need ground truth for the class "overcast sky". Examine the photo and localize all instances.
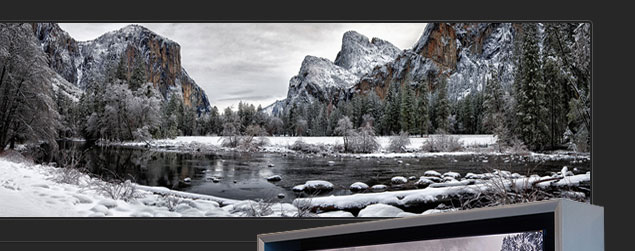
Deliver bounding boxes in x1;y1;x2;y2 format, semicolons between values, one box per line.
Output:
59;23;427;110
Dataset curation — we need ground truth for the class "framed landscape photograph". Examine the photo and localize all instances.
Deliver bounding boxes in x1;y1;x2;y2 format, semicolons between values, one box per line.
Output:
0;22;591;218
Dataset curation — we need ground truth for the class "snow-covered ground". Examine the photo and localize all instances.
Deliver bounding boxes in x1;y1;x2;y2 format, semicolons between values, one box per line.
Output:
0;149;590;217
293;171;591;212
125;135;497;151
117;135;589;162
0;157;296;217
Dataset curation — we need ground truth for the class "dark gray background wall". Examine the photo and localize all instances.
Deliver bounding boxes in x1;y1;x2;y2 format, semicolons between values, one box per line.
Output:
1;0;630;250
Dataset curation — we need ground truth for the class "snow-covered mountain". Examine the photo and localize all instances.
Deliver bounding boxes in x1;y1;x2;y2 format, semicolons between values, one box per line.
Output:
266;30;401;115
355;23;518;101
334;31;402;77
267;24;521;116
30;23;211;113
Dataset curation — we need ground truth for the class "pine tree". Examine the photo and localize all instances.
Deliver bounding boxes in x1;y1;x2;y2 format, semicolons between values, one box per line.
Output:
286;103;298;136
129;50;146;92
515;23;549;151
435;78;450;133
483;68;504;132
399;84;415;134
414;82;430;136
114;56;128;82
381;83;401;134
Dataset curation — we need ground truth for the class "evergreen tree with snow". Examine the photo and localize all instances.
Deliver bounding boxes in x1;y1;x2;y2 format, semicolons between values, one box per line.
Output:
399;84;416;134
514;23;549;151
414;82;430;136
381;83;401;135
129;50;146;92
434;78;450;133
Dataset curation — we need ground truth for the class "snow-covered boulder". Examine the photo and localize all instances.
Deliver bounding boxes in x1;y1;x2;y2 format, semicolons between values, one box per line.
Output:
443;177;458;183
349;182;369;192
396;212;419;217
303;180;334;193
370;184;388;192
357;203;404;217
391;176;408;184
415;177;435;188
188;199;220;210
429;180;475;188
442;171;461;179
421;208;458;215
98;199;118;209
423;170;442;178
292;185;306;192
266;175;282;182
318;211;355;217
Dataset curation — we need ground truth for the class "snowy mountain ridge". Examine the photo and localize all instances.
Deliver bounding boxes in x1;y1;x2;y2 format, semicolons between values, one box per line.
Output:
267;30;402;116
355;23;518;101
30;23;211;113
334;30;401;77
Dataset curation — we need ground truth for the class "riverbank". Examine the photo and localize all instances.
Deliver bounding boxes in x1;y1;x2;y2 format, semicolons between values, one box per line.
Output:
113;135;589;162
0;151;590;217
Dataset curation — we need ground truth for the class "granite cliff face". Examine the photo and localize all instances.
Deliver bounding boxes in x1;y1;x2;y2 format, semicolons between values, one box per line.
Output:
30;23;210;113
268;24;521;116
266;30;401;115
355;23;518;101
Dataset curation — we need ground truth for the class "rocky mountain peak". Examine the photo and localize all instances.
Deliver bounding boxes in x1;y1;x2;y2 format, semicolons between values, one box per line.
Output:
355;23;518;102
30;23;210;114
334;30;401;77
268;30;403;116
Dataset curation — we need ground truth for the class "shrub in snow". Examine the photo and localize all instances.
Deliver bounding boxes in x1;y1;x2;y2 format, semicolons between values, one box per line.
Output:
349;182;369;192
227;199;274;217
336;117;379;153
291;138;328;153
421;134;463;152
239;125;269;151
293;196;318;217
357;203;404;217
335;116;354;152
54;167;85;185
132;126;153;142
90;179;138;202
387;131;411;153
391;176;408;184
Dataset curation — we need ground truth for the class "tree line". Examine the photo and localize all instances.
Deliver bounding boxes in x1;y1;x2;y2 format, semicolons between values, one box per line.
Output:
0;23;590;155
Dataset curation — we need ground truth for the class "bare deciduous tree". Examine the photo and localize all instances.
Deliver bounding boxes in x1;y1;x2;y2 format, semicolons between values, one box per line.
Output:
0;23;59;154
